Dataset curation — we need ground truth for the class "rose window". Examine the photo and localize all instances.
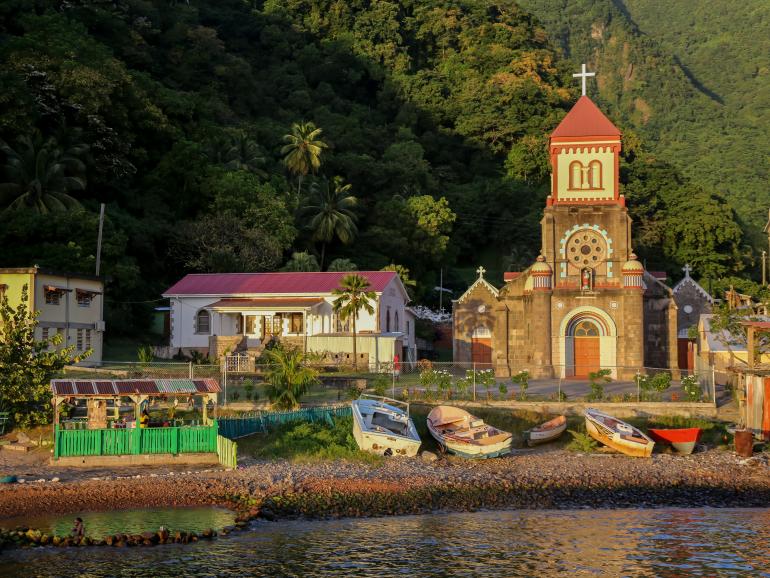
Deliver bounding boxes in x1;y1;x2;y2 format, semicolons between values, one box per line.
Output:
567;230;606;268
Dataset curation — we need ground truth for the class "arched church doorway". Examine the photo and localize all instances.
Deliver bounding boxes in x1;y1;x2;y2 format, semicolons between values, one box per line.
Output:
471;326;492;365
571;319;600;378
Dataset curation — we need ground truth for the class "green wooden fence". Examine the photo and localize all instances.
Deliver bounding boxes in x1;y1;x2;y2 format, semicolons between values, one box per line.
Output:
54;422;219;459
216;435;237;468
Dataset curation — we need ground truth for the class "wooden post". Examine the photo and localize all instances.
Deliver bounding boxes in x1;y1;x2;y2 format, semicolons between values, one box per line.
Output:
748;325;756;369
202;395;208;425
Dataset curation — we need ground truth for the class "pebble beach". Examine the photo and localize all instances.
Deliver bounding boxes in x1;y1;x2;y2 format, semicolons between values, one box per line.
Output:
2;450;769;524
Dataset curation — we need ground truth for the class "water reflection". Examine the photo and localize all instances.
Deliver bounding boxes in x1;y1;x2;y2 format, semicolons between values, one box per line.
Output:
4;508;770;577
0;506;236;539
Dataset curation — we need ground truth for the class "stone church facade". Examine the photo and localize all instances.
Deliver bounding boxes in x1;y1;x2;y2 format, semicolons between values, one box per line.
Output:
454;96;679;379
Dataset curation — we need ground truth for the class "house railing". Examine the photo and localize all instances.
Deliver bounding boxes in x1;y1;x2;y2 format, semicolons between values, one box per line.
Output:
54;422;218;459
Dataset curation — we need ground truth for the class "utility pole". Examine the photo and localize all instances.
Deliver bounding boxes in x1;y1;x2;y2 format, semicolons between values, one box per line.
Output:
439;268;443;312
95;203;106;276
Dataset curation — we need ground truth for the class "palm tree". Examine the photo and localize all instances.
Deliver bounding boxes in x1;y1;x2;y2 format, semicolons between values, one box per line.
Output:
204;130;267;177
0;132;88;214
281;121;327;195
304;176;358;269
281;251;320;272
263;347;319;410
332;274;376;371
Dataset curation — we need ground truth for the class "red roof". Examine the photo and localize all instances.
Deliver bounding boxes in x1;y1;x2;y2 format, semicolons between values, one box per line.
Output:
650;271;667;280
164;271;397;296
503;272;522;281
551;96;621;139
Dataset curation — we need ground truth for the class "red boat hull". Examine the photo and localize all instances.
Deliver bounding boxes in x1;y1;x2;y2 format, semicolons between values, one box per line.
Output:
648;428;702;455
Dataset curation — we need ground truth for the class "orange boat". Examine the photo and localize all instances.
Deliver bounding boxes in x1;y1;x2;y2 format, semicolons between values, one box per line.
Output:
648;428;702;455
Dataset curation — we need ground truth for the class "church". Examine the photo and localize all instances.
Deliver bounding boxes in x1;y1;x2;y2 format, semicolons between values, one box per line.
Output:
453;81;679;380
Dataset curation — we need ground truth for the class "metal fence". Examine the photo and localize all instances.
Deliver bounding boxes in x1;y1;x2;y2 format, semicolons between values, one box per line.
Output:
382;362;716;404
218;405;351;439
66;360;716;406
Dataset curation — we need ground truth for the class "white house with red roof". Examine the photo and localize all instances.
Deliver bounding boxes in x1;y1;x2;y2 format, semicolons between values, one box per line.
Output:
162;271;415;367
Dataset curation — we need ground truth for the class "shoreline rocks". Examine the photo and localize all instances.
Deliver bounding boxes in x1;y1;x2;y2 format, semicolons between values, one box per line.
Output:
0;449;768;551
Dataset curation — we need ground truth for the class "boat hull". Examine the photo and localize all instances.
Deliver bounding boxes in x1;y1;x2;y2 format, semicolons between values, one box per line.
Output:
585;410;654;458
648;428;702;455
352;398;421;457
525;416;567;446
426;407;512;459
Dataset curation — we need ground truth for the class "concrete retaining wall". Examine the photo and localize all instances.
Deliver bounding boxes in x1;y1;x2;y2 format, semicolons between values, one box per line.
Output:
416;401;718;419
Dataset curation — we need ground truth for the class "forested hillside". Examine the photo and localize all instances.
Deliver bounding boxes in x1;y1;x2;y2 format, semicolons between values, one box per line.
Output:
0;0;749;335
517;0;770;247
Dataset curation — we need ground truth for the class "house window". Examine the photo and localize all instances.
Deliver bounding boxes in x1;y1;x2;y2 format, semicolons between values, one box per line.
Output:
386;308;391;332
77;329;83;350
85;329;92;350
394;311;399;332
336;315;350;333
76;290;93;307
290;313;303;334
407;320;410;337
195;310;211;334
45;289;61;305
42;327;49;341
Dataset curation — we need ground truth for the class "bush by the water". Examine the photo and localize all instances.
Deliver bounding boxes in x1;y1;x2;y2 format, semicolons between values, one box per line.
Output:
566;429;598;453
239;416;380;464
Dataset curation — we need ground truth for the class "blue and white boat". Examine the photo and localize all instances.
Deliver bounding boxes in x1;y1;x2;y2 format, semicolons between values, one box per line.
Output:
427;406;512;459
352;395;421;457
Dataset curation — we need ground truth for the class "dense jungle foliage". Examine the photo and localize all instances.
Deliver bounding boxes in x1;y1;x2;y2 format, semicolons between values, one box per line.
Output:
517;0;770;248
0;0;753;336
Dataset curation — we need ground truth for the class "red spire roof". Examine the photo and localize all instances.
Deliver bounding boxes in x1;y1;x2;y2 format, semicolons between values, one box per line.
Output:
551;96;621;139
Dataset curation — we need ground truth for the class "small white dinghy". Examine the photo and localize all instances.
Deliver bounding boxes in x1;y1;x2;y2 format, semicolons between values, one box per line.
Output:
352;394;421;457
524;415;567;447
427;406;512;459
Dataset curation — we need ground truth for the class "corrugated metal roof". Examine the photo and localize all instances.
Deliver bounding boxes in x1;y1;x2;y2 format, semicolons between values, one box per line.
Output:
208;297;324;309
163;271;396;296
51;378;221;396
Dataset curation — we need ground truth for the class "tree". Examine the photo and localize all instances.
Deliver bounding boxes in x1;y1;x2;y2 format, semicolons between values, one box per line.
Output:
0;285;91;428
0;132;88;214
332;274;376;370
304;176;358;269
281;121;327;196
263;346;319;410
381;264;417;296
327;258;357;272
281;251;320;272
203;129;267;177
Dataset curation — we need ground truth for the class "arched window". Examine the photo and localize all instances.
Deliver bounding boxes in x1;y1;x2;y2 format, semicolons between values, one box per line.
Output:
573;320;599;337
569;161;582;190
394;311;400;332
195;310;210;335
588;160;602;189
386;308;391;332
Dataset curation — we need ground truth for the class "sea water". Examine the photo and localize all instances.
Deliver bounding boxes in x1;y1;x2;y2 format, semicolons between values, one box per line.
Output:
3;508;770;577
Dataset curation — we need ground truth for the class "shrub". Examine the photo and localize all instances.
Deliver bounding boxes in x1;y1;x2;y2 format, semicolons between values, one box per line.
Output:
371;374;390;397
587;369;612;401
498;382;508;398
681;375;702;402
637;372;671;401
137;345;154;364
566;429;598;453
242;379;256;402
511;370;530;401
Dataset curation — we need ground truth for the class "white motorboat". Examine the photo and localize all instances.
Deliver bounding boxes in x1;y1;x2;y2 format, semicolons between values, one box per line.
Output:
351;395;421;457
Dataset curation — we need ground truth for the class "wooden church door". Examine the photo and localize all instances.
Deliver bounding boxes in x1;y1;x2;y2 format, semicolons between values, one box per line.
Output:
471;326;492;365
573;320;600;377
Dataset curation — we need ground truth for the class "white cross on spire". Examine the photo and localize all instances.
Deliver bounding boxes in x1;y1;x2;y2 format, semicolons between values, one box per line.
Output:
573;63;596;96
476;266;486;278
682;264;692;278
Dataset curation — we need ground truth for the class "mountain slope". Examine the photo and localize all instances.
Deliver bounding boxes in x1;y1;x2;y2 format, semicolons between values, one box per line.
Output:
517;0;770;247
